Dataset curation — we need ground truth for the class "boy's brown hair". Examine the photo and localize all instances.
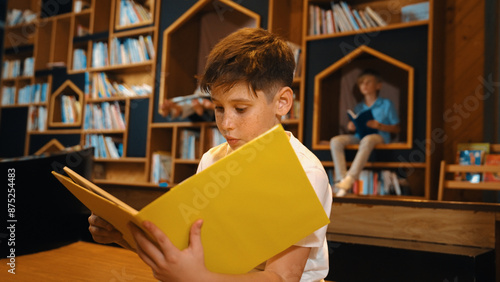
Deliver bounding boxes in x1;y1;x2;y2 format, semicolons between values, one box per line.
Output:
199;27;295;102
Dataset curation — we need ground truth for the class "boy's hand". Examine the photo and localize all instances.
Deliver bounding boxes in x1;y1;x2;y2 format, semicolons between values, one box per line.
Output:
129;219;209;281
88;213;124;244
347;121;356;132
366;120;380;130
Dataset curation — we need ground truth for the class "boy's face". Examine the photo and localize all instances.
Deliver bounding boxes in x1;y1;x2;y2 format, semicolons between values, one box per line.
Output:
358;75;381;96
211;82;283;150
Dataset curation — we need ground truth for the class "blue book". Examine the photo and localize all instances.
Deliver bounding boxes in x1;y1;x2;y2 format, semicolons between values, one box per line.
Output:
347;109;378;139
340;2;359;30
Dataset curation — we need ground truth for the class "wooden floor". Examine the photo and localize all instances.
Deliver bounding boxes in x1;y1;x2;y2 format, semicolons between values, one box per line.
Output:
0;241;156;281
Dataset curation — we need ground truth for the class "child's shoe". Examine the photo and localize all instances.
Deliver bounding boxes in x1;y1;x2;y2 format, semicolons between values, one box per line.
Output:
335;175;354;197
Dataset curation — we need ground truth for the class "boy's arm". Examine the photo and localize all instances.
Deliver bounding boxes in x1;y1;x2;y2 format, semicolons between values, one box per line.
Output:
366;120;400;133
129;219;310;282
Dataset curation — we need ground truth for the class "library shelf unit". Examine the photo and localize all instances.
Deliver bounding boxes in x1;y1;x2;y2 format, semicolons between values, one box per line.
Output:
312;45;414;150
303;0;445;199
158;0;260;107
48;80;83;128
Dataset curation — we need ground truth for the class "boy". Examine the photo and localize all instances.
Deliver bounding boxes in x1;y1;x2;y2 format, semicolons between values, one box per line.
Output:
89;27;332;281
330;69;400;197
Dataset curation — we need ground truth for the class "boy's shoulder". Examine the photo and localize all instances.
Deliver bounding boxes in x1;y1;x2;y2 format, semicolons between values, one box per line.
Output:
288;133;324;171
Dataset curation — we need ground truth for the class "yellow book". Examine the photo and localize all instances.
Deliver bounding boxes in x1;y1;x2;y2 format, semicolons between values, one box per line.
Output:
52;124;329;274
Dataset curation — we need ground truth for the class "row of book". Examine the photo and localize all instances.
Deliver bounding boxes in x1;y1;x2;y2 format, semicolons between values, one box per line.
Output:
456;143;500;183
92;35;154;68
17;83;49;104
61;95;82;124
2;58;34;79
119;0;153;27
85;134;123;159
84;102;126;130
110;35;155;65
328;169;406;196
179;129;200;160
308;1;387;35
1;87;15;105
87;72;152;99
151;151;172;186
6;9;37;27
27;106;47;131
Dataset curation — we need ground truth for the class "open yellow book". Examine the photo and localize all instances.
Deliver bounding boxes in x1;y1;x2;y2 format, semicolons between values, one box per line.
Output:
52;124;330;274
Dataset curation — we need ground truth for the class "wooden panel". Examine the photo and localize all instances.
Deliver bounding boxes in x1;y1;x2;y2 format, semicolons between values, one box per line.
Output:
13;241;156;281
328;202;496;248
442;0;485;163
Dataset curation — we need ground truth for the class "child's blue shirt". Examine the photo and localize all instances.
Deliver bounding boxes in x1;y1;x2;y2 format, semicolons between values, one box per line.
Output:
354;97;399;143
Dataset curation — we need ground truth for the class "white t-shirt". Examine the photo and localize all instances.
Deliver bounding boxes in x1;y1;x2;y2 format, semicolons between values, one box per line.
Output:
197;131;333;281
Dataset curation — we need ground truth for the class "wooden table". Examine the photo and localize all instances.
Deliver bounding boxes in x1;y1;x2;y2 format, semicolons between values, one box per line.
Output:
0;241;156;281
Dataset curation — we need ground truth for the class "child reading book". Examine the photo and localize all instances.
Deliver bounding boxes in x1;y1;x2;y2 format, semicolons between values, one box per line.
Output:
88;27;333;281
330;69;400;197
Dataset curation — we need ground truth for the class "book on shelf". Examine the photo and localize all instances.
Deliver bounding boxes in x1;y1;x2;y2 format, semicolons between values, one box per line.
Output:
88;72;151;99
85;134;123;159
84;101;126;130
483;154;500;182
401;1;429;22
61;95;81;124
180;129;200;160
110;36;153;65
52;124;330;274
92;41;109;68
2;60;21;79
308;2;388;36
27;106;47;131
206;127;226;149
17;82;48;104
351;170;403;196
286;41;302;78
119;0;152;27
23;57;34;77
151;151;172;186
6;9;37;26
1;86;15;105
73;49;87;71
347;109;378;139
339;2;359;30
456;143;490;183
74;0;90;13
365;6;387;27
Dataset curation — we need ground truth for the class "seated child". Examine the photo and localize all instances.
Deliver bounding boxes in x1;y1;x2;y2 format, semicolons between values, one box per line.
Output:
331;69;400;197
159;86;215;122
89;27;333;281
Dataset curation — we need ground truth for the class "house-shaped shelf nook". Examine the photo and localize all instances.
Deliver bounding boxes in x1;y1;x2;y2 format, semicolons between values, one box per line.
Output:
312;45;414;150
49;80;83;128
158;0;260;111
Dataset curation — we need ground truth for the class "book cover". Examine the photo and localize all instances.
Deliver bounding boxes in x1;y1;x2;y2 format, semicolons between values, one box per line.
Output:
458;149;485;183
52;124;330;274
455;143;490;182
483;154;500;182
347;109;378;139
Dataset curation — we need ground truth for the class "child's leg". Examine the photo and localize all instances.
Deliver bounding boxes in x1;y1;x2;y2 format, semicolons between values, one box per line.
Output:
346;134;384;179
330;134;359;182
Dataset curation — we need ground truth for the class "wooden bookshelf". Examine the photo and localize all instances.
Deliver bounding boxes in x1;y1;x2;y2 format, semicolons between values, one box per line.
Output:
304;0;444;199
0;0;449;199
48;80;83;128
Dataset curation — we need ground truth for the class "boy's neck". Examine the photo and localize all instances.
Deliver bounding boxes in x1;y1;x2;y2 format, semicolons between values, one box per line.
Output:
363;93;378;107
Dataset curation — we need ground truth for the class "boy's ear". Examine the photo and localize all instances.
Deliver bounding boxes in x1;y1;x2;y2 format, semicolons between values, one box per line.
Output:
275;86;294;116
